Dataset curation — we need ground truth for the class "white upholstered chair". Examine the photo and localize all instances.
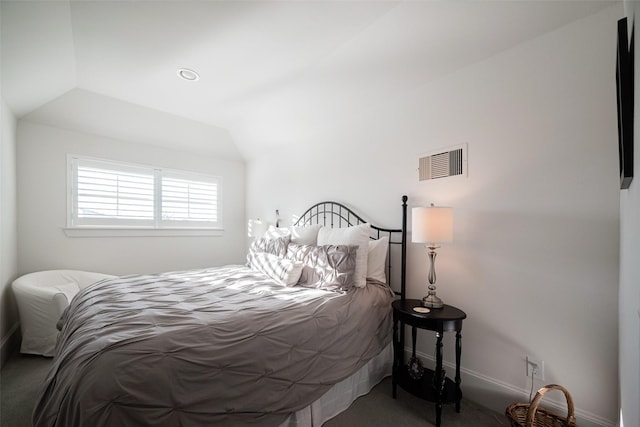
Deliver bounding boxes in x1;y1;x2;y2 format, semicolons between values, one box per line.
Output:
12;270;116;356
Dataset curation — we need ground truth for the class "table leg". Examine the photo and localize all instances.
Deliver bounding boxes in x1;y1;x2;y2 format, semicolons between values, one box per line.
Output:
435;331;443;427
455;330;462;413
411;326;417;358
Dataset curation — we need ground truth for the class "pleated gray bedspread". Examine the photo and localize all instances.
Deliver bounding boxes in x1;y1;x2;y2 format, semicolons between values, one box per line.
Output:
33;266;393;427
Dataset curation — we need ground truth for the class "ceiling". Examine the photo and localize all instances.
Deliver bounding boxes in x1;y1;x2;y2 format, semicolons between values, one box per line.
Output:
1;0;618;161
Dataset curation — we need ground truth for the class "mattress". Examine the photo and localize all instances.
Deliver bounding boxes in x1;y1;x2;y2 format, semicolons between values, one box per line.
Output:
33;265;394;427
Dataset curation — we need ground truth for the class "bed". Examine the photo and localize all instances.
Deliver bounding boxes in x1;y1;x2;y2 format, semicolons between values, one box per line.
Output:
33;197;408;427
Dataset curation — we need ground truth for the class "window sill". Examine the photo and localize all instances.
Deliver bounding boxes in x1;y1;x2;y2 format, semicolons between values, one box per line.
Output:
63;227;224;238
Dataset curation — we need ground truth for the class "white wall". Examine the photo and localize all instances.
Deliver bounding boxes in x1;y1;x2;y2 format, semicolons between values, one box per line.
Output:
17;121;246;276
0;96;19;365
247;6;620;426
619;2;639;427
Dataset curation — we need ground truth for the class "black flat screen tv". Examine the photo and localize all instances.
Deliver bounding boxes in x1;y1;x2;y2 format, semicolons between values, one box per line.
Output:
616;17;634;190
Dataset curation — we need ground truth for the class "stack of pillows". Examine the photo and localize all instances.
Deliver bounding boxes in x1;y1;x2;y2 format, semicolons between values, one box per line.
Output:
246;223;389;291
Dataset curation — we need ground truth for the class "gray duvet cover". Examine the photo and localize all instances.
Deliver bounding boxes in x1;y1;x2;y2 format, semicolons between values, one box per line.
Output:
33;266;393;427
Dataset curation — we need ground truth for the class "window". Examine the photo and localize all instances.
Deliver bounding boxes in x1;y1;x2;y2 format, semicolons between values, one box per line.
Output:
160;172;219;226
68;156;222;234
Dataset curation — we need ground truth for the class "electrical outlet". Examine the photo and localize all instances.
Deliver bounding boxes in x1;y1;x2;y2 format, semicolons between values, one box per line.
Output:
526;356;544;380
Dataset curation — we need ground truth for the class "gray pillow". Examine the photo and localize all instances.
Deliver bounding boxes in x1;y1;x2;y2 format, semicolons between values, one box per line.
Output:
247;251;304;286
286;243;358;291
249;236;290;258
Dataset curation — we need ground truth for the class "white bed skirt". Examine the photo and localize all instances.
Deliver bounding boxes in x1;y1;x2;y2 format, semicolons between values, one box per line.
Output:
280;342;393;427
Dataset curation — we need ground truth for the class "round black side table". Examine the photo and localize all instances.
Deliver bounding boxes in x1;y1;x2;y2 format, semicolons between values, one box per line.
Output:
392;299;467;427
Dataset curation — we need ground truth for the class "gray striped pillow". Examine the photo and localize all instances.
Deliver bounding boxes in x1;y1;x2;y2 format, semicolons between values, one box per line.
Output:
249;236;290;258
247;252;304;286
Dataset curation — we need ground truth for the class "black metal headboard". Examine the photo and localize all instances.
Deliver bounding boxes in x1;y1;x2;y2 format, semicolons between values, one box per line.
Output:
293;195;408;300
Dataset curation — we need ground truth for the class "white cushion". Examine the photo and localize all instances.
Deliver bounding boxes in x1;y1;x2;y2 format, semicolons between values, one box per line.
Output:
263;225;290;240
290;224;322;245
367;236;389;283
264;224;322;245
317;223;370;288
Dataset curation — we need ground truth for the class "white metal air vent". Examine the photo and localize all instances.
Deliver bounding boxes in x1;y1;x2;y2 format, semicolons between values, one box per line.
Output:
418;144;467;181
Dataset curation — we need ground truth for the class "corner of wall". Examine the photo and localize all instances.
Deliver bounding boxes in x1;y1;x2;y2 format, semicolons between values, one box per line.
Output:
1;96;20;367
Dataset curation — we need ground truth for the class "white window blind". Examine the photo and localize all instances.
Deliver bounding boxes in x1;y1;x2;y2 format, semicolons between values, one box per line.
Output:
161;174;219;226
72;158;155;227
68;156;222;231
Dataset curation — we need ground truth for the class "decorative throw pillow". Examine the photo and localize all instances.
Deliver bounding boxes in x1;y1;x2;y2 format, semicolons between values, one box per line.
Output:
367;236;389;283
249;236;290;258
247;252;304;286
286;243;358;291
317;223;370;288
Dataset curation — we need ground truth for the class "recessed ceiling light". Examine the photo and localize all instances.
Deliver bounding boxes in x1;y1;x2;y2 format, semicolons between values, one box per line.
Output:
177;68;200;82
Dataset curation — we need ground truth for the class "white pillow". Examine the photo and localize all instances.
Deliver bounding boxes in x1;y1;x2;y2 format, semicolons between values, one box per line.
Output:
290;224;322;245
367;236;389;283
248;251;304;286
317;223;370;288
264;224;322;245
263;225;290;240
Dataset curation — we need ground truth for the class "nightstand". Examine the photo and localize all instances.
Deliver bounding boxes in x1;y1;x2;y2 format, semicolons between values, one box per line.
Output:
392;299;467;427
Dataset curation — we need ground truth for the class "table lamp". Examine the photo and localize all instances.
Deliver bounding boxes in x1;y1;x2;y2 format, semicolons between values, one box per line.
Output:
412;204;453;308
247;218;267;240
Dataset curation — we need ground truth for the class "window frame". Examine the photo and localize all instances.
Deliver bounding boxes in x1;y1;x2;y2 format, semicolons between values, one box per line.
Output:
66;155;223;237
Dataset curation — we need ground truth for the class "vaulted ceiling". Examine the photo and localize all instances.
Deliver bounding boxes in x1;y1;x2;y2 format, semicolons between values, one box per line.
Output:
1;0;617;160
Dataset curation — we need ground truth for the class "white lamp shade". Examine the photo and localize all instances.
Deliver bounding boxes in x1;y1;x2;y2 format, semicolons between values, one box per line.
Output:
247;219;267;238
412;206;453;243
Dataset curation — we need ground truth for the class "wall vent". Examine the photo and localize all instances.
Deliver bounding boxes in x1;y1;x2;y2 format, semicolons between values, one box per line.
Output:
418;144;467;181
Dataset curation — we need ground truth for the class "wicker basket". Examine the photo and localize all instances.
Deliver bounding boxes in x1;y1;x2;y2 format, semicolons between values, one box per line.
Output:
505;384;577;427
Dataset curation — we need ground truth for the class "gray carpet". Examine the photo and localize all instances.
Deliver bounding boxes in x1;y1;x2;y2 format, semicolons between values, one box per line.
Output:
1;351;506;426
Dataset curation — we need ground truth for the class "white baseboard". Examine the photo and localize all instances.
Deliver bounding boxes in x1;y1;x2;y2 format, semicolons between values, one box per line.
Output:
404;347;616;427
